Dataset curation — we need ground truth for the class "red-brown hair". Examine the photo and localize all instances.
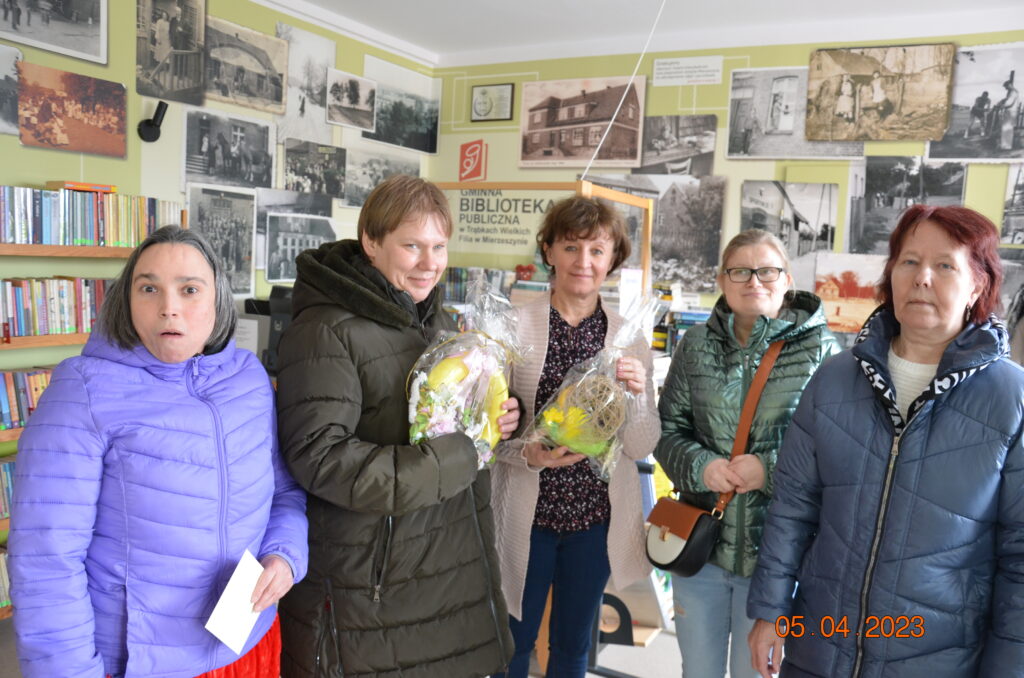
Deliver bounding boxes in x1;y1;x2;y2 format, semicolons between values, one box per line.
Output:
876;204;1002;324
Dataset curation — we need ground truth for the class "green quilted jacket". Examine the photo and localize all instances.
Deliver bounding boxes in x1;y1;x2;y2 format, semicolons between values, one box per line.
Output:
654;290;839;578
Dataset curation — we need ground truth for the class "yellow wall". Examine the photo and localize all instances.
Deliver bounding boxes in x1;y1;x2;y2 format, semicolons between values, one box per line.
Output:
0;5;1021;449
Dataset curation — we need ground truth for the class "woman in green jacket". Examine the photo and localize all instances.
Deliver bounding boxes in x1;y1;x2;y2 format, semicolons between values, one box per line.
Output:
654;229;838;678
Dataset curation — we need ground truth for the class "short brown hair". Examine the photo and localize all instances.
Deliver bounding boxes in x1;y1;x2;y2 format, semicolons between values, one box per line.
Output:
536;197;631;274
719;229;791;274
357;174;453;243
877;204;1002;324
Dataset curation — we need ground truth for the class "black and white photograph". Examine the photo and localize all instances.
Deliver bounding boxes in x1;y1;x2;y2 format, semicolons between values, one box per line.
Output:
0;0;106;64
588;174;725;292
727;67;863;159
327;67;376;132
928;43;1024;162
741;180;839;288
1000;246;1024;364
520;76;646;168
0;45;22;136
18;61;125;157
205;16;287;115
136;0;205;105
345;145;419;207
266;213;336;282
284;138;345;200
183;108;275;189
276;22;334;144
633;114;716;176
806;43;956;141
1002;164;1024;243
471;83;514;122
848;156;966;253
186;184;256;296
361;55;439;154
255;188;332;271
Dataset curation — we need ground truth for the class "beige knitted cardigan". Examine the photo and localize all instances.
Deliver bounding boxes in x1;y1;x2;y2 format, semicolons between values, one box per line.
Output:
491;292;660;620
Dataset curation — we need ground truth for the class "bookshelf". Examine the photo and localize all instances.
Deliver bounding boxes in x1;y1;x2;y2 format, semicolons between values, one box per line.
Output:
1;334;91;350
0;244;134;259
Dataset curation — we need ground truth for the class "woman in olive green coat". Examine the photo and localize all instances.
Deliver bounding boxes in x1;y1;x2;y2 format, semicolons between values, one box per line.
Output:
654;230;838;678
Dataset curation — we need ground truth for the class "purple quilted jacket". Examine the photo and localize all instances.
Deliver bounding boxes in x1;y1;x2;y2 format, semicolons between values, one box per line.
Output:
9;335;308;678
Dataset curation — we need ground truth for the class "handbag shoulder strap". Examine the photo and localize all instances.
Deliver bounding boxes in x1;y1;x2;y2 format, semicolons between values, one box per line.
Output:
713;339;786;514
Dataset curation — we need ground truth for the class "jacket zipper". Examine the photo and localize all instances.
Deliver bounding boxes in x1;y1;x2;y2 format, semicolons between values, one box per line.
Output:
467;488;509;669
314;577;343;677
372;515;393;602
852;430;904;678
188;356;230;671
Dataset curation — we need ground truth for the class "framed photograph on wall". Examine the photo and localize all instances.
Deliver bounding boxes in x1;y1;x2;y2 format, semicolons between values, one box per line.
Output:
137;0;205;105
205;16;288;115
18;61;126;157
471;83;514;122
186;183;257;296
0;0;107;64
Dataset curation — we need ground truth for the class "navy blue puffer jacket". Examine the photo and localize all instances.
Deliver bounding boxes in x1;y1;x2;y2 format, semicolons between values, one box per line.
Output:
748;308;1024;678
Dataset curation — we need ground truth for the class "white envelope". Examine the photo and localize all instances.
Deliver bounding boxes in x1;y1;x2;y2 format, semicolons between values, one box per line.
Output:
204;549;264;655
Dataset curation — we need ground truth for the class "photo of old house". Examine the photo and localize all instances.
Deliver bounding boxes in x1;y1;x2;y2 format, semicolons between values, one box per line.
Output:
632;114;716;176
928;42;1024;161
848;156;966;253
136;0;204;105
814;252;887;334
806;43;956;141
587;173;724;292
266;213;335;282
728;67;862;158
254;188;331;271
205;16;287;115
520;76;646;168
183;108;275;189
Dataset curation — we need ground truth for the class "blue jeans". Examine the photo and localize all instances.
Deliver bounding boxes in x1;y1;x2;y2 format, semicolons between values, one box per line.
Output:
672;563;758;678
501;523;611;678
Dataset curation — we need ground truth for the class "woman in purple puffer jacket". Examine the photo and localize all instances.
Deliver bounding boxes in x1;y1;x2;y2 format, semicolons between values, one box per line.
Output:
9;226;308;678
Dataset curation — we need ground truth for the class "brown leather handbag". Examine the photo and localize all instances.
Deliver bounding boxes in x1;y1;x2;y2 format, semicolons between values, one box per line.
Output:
646;340;785;577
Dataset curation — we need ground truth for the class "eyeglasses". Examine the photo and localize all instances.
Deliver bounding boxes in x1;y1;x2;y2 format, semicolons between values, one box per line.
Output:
724;266;786;283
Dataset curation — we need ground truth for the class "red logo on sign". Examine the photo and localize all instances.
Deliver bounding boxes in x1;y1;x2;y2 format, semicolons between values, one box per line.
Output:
459;140;487;182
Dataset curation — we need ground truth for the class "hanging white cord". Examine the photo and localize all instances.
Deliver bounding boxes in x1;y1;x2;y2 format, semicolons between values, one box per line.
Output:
580;0;668;181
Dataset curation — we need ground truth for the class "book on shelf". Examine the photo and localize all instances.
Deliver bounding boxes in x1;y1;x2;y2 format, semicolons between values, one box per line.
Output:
0;185;182;248
0;369;52;431
1;277;111;342
0;459;14;520
0;549;10;610
44;180;117;193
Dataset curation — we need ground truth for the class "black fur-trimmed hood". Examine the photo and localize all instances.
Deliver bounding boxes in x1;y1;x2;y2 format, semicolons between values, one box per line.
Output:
292;239;439;329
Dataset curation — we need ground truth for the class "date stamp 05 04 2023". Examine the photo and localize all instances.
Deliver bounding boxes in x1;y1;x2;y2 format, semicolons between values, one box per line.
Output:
774;615;925;639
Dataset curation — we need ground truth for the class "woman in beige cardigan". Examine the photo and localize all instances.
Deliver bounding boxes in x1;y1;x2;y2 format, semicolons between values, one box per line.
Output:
491;197;661;678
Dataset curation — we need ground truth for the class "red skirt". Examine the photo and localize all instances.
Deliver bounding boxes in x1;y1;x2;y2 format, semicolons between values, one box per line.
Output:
106;614;281;678
196;615;281;678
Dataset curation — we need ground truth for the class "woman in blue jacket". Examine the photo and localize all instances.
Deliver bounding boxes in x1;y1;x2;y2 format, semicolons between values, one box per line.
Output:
747;205;1024;678
10;226;308;678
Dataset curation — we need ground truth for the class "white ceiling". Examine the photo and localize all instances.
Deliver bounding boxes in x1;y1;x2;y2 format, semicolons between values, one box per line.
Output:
257;0;1023;67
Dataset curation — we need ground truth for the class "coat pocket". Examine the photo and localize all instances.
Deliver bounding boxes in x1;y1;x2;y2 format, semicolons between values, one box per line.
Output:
370;515;393;603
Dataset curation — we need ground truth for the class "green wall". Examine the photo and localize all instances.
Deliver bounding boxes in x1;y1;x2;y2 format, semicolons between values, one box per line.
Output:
1;3;1020;455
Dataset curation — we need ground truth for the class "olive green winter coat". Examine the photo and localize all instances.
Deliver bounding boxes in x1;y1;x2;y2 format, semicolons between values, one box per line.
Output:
654;290;839;578
275;240;513;678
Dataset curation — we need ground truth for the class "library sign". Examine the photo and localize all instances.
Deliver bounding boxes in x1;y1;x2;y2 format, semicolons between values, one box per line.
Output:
447;189;562;258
